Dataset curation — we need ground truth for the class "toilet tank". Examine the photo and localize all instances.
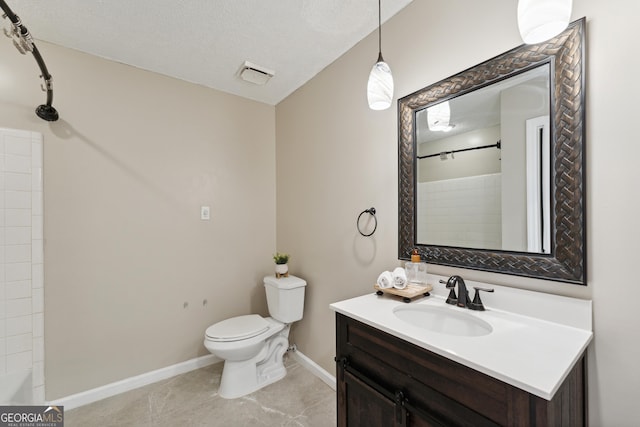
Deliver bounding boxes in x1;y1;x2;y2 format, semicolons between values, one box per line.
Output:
264;275;306;323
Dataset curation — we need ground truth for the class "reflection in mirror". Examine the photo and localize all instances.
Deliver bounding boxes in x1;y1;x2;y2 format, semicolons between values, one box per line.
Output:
398;18;586;284
415;65;551;253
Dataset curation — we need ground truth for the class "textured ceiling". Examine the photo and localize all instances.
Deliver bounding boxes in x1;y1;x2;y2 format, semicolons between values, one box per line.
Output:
7;0;414;105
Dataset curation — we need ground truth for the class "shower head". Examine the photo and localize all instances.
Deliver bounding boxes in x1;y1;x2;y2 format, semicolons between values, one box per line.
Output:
36;104;58;121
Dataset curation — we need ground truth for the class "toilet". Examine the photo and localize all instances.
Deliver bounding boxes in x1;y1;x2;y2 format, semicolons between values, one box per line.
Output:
204;275;306;399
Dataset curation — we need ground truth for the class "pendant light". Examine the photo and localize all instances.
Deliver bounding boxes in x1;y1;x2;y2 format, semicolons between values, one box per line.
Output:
517;0;573;44
367;0;394;110
427;101;454;132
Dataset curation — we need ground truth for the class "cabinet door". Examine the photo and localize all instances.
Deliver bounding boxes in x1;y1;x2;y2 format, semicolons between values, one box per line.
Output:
341;367;446;427
343;369;397;427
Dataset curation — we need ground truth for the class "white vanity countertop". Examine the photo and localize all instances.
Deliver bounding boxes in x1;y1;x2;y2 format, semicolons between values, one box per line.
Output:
330;274;593;400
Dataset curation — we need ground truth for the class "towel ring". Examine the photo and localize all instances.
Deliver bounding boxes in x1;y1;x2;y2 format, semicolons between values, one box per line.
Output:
357;207;377;237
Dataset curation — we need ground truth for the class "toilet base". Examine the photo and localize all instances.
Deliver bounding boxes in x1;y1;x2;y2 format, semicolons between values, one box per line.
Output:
217;326;290;399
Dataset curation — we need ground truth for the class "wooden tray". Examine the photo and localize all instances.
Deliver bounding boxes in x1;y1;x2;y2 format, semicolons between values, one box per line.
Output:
374;282;433;303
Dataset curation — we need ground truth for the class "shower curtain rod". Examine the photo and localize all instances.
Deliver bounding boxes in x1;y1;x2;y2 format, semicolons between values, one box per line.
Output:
0;0;59;121
417;141;501;160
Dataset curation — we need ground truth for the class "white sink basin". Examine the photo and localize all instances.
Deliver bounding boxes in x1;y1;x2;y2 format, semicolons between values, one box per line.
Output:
393;304;493;337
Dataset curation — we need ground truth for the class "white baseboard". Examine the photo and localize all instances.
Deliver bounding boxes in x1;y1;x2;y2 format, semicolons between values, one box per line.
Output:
50;349;336;411
49;354;220;410
290;350;336;391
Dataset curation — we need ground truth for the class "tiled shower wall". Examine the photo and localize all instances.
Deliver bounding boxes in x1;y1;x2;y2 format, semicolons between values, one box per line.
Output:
417;173;502;250
0;128;44;404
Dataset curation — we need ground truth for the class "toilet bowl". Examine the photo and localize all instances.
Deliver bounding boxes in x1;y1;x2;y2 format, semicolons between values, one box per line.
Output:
203;275;306;399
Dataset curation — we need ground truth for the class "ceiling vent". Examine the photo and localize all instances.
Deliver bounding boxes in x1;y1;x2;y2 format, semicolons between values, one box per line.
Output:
239;61;275;85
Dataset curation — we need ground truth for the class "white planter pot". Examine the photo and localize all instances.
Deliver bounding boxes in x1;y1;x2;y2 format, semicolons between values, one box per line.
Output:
275;263;289;278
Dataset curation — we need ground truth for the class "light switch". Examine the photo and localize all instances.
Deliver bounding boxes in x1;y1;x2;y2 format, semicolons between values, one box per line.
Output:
200;206;210;220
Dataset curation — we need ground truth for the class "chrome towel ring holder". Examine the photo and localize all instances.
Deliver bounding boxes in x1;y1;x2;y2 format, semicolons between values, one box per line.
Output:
357;207;377;237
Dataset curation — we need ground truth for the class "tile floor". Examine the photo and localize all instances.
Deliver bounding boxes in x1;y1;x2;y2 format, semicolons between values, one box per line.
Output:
65;356;336;427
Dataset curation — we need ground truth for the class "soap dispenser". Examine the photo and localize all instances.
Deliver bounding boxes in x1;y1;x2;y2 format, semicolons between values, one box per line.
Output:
405;249;428;285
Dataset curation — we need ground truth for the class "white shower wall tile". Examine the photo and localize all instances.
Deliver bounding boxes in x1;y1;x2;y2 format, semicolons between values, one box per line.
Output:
6;315;31;336
5;155;31;174
31;168;43;191
31;265;43;290
31;139;42;168
5;191;30;209
5;245;31;263
5;281;31;299
33;361;44;386
6;298;32;318
5;209;31;227
32;337;43;363
5;172;31;192
0;128;43;404
5;263;31;282
5;227;31;245
32;216;43;240
418;173;502;249
33;386;44;403
32;241;43;264
6;333;32;355
4;136;32;156
32;289;43;314
6;350;32;373
32;313;43;338
31;193;42;216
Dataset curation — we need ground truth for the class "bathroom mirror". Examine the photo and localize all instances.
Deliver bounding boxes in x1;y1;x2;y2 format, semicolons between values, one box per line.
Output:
398;18;586;284
415;64;551;253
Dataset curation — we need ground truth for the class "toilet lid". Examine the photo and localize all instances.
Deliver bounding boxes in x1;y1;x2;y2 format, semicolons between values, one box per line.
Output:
205;314;270;342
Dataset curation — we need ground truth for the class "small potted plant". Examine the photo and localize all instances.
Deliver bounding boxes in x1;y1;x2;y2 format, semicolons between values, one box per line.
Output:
273;252;290;278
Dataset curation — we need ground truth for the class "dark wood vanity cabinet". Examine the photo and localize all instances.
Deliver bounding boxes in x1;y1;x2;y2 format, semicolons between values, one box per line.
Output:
335;314;587;427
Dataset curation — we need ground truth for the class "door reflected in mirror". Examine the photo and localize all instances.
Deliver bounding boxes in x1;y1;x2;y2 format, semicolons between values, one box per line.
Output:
415;64;551;253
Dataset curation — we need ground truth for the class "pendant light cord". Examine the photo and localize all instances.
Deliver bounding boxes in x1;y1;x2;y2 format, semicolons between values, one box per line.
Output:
377;0;383;61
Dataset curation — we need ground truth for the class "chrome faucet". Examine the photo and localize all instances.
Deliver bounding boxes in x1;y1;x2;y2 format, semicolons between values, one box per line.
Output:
439;276;494;311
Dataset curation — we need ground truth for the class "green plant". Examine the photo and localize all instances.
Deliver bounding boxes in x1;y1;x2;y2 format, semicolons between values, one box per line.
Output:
273;252;290;265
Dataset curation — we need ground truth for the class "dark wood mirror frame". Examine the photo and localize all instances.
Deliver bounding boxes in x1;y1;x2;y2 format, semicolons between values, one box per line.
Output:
398;18;586;285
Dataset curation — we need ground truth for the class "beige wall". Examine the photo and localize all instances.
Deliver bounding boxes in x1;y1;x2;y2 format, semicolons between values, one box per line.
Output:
0;41;276;399
276;0;640;425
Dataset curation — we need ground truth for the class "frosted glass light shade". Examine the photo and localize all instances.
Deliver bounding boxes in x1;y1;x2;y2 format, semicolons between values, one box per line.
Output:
517;0;572;44
367;60;394;110
427;101;452;131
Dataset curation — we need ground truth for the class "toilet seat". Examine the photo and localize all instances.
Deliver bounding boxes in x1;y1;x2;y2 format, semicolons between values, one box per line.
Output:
205;314;270;342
